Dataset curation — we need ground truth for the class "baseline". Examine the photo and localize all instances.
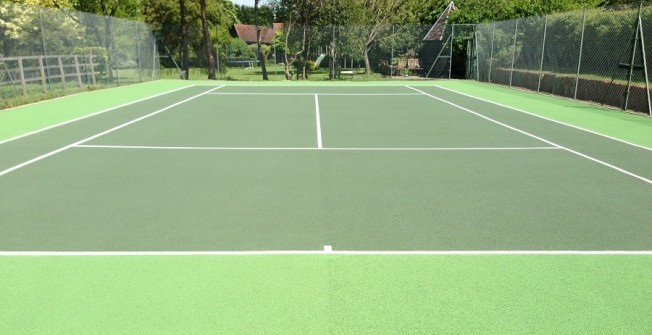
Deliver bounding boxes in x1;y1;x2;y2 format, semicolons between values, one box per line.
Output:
1;250;651;256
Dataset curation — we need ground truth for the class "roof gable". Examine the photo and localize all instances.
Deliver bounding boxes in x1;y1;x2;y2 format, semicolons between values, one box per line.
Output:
423;1;457;41
232;23;282;44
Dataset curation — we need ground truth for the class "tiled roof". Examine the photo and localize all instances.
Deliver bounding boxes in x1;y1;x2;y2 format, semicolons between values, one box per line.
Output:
232;23;283;44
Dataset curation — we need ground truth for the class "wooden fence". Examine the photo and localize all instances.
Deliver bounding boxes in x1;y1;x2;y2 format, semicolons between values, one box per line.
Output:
0;54;101;95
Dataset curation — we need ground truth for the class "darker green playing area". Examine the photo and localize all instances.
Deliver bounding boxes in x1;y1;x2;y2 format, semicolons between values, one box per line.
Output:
1;84;651;251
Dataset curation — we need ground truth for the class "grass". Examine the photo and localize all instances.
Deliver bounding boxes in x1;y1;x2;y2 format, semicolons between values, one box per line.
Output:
2;255;651;334
159;65;385;82
437;80;652;149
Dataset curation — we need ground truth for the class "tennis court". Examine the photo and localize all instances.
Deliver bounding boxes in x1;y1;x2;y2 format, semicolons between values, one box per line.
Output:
1;80;652;333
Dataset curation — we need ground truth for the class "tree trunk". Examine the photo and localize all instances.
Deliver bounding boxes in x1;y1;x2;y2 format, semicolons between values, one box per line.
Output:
199;0;215;79
364;44;371;75
302;27;311;80
255;0;268;80
283;25;293;80
179;0;189;79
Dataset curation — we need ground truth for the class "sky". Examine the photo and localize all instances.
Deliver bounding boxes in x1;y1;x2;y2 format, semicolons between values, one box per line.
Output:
231;0;256;7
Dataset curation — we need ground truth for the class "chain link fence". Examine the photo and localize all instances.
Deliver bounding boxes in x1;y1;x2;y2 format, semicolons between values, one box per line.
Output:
188;23;474;82
473;2;652;116
0;3;159;108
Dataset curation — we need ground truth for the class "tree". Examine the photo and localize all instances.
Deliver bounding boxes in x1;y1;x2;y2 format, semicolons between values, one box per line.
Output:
179;0;189;79
145;0;236;75
255;0;269;80
236;4;273;24
199;0;216;79
349;0;406;75
270;0;325;80
0;1;79;56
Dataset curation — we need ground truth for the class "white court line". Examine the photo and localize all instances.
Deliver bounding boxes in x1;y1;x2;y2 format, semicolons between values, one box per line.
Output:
0;86;224;178
315;94;323;149
1;250;651;256
0;85;196;146
434;84;652;152
406;86;652;185
206;92;421;96
73;144;561;151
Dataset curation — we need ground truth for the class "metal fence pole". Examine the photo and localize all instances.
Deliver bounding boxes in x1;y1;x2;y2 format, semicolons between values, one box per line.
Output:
80;12;92;87
623;4;643;111
537;16;548;92
39;8;52;93
574;9;587;100
112;17;120;86
449;24;455;79
509;20;519;87
488;22;496;83
390;25;394;78
475;28;480;81
152;37;158;80
136;24;143;82
637;13;651;116
332;25;336;80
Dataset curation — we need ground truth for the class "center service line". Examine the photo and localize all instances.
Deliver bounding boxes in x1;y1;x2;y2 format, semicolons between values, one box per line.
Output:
0;85;224;178
315;94;323;149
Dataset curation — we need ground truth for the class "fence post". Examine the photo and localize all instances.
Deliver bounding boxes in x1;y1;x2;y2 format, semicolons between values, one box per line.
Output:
537;16;548;92
58;57;67;89
17;57;27;95
574;9;587;100
390;25;394;78
510;19;519;87
39;8;52;93
623;4;643;111
74;56;83;88
153;37;158;80
88;53;96;86
637;12;651;116
488;22;496;83
79;11;92;88
136;24;143;82
475;28;480;81
332;25;336;79
449;24;455;79
38;57;47;93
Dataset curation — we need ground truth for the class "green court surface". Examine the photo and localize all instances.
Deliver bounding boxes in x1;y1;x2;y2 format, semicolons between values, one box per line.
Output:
1;80;651;334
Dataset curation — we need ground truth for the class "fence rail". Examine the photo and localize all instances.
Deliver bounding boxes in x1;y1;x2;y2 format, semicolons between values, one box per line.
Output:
1;55;100;94
0;2;159;107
